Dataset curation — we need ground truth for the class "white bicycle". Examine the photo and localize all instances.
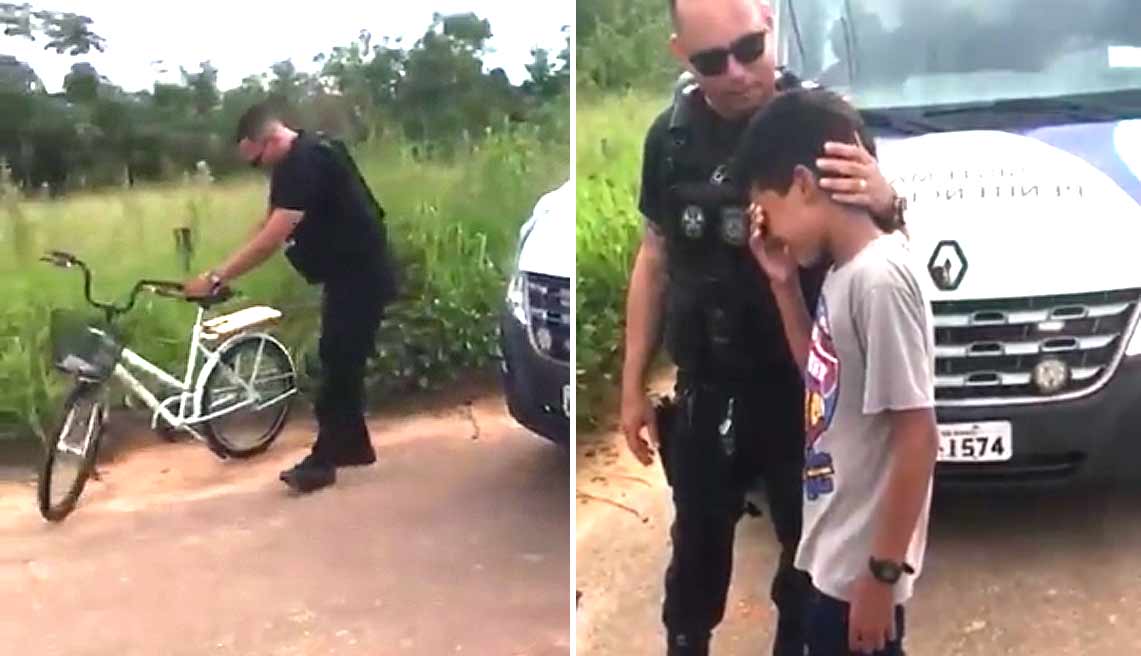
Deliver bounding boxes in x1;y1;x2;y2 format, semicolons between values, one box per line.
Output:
37;250;298;521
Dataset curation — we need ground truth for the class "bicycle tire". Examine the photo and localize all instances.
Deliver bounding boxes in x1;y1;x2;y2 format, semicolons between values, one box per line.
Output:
201;333;295;458
37;382;106;522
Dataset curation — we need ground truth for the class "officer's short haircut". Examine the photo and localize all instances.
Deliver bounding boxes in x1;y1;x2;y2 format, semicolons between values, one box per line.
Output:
732;88;876;195
670;0;770;28
234;101;280;143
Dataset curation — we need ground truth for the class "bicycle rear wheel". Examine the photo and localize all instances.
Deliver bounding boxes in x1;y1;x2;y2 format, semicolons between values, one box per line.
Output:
201;334;295;458
38;382;106;522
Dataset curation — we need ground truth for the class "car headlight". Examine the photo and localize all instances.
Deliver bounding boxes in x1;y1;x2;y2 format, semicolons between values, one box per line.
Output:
505;216;537;325
507;271;528;324
1126;321;1141;357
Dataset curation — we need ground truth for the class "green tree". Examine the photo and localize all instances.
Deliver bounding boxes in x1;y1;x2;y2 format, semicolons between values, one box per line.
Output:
397;13;517;145
0;3;105;54
268;59;311;107
181;60;219;116
577;0;675;92
0;53;42;92
0;11;569;195
62;61;98;103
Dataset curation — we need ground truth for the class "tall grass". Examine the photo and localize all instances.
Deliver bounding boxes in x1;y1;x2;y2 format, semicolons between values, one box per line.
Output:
0;126;569;440
575;93;667;429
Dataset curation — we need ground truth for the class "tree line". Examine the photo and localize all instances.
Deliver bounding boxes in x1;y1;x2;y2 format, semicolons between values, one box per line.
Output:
0;5;569;196
576;0;677;96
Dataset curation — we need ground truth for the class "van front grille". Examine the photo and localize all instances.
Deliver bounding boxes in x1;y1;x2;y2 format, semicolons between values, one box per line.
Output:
932;289;1141;404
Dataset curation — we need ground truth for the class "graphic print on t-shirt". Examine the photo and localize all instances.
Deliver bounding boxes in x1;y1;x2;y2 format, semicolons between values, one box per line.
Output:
804;294;839;501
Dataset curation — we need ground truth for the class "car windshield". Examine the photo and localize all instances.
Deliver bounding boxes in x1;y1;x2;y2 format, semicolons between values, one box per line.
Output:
776;0;1141;111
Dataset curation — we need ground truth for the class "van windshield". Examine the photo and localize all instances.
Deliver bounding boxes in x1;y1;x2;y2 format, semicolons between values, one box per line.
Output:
778;0;1141;112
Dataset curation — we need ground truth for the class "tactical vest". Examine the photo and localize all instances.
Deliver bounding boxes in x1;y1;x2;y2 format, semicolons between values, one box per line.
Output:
283;132;397;295
660;70;808;381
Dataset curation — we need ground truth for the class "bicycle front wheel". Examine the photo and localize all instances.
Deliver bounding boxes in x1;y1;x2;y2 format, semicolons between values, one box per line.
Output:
201;334;295;458
38;382;106;522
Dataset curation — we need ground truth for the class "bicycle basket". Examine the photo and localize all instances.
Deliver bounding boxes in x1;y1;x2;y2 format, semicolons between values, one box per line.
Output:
49;309;124;381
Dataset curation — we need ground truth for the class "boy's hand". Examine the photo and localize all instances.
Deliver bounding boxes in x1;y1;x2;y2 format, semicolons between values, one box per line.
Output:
748;208;797;285
849;573;895;653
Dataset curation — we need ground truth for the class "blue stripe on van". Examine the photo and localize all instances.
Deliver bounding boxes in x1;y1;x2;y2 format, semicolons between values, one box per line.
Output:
1019;121;1141;202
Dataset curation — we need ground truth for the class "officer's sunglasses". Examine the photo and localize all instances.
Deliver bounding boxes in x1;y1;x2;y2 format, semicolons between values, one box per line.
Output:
688;30;768;77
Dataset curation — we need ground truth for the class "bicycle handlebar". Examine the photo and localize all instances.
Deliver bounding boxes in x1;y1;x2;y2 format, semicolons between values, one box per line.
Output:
41;251;237;319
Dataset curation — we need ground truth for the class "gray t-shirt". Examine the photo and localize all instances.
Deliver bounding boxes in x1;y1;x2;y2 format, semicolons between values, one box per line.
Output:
794;235;936;605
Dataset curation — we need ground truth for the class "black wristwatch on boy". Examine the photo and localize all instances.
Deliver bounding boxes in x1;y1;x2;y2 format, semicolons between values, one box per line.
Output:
868;556;916;584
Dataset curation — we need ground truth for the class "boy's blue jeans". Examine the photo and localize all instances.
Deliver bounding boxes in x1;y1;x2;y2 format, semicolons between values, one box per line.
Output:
806;586;907;656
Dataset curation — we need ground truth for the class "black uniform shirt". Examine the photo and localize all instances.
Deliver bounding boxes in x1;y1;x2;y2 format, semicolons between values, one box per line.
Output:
271;130;394;292
636;94;828;378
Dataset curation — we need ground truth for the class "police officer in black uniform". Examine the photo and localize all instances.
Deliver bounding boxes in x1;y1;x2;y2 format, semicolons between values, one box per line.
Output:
619;1;905;654
184;101;399;494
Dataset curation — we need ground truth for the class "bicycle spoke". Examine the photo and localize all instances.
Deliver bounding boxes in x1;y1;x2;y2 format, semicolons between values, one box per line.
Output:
250;338;266;387
202;336;294;457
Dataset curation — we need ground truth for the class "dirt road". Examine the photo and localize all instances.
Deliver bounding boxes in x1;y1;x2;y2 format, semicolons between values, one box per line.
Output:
0;397;570;656
576;432;1141;656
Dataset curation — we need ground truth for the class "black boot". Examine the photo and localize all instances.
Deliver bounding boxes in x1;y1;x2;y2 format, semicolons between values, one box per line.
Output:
279;453;336;493
667;631;710;656
772;620;807;656
332;441;376;467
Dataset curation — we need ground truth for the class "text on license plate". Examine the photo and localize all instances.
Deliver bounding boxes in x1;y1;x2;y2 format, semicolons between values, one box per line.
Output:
937;421;1013;463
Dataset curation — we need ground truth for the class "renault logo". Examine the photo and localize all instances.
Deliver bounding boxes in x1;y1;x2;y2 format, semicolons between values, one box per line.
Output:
927;240;968;291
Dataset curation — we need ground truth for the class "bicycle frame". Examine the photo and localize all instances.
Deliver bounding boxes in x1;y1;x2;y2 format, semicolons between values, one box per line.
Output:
109;305;297;441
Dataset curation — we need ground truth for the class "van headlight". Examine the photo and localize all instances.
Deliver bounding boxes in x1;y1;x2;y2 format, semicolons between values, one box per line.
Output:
506;271;528;324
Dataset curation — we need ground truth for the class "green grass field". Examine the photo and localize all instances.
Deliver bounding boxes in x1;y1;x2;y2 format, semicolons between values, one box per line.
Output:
0;128;569;440
575;93;667;430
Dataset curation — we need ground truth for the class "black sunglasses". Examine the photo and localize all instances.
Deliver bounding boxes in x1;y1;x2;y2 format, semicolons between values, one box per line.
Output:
689;31;768;77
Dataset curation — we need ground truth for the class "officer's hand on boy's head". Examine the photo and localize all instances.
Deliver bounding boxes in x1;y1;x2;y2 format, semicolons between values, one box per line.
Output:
815;133;895;217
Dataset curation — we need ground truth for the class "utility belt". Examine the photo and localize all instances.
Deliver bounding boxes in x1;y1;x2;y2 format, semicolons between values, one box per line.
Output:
663;269;786;378
654;368;804;498
284;237;375;285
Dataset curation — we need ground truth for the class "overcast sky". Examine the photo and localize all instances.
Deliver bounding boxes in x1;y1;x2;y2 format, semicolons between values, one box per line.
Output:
2;1;571;93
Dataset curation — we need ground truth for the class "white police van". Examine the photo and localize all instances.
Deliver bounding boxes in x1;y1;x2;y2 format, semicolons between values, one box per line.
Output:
774;0;1141;484
499;180;572;445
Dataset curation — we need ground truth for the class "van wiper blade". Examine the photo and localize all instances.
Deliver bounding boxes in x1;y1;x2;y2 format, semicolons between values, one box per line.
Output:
922;97;1117;121
860;109;947;136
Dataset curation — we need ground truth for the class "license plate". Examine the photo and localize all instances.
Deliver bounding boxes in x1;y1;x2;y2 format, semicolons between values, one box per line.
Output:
937;421;1013;463
562;385;570;416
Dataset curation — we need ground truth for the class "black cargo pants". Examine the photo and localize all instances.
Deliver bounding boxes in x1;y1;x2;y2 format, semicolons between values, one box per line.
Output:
658;371;810;656
310;272;386;463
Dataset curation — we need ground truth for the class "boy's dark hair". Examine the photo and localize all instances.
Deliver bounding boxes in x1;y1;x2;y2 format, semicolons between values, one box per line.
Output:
234;101;279;143
731;88;895;230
